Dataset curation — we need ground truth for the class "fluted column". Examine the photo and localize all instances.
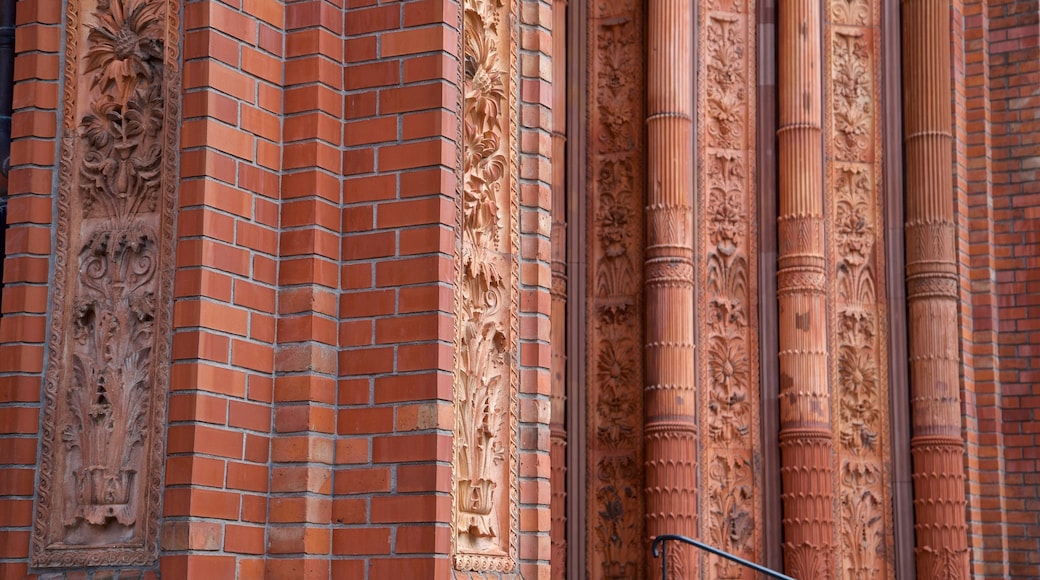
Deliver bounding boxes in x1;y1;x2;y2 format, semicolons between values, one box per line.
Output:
776;0;835;574
548;0;568;575
901;0;970;576
645;0;697;575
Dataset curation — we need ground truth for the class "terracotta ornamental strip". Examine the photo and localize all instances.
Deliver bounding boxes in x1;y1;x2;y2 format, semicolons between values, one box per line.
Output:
585;0;646;574
452;0;522;570
696;0;763;574
32;0;180;567
823;0;897;574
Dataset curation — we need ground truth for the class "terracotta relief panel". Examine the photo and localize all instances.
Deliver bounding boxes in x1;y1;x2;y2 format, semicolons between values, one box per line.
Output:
453;0;520;570
697;0;762;576
825;1;894;576
586;0;646;575
32;0;180;567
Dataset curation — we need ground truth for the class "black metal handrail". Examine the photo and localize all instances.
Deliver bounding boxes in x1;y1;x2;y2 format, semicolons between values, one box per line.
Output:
651;534;795;580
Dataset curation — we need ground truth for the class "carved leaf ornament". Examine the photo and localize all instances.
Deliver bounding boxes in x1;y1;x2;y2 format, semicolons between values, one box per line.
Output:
454;0;519;570
34;0;178;567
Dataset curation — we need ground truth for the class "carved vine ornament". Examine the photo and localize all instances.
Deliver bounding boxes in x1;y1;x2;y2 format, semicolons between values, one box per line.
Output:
453;0;519;570
34;0;178;567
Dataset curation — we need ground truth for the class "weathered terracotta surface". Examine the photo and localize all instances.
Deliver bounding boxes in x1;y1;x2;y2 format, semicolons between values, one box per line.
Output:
824;0;896;574
32;0;180;567
776;0;837;574
549;0;568;575
644;0;697;576
453;0;520;569
696;0;762;575
585;0;646;574
901;0;970;575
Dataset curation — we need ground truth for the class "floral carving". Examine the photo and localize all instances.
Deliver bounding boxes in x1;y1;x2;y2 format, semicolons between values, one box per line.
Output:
699;0;759;573
831;0;870;25
594;456;641;580
65;227;157;530
839;462;883;577
707;455;755;579
587;0;645;575
705;17;746;150
832;33;872;161
453;0;518;569
34;0;177;566
827;0;892;573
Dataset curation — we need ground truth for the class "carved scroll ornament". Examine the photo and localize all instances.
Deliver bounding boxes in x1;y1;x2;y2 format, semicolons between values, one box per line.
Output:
33;0;179;567
452;0;520;570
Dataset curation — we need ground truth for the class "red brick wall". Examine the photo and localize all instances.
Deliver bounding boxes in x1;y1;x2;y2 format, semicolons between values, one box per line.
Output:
989;0;1040;575
958;0;1040;575
516;0;554;572
163;0;284;576
960;0;1012;574
336;0;461;573
0;0;61;577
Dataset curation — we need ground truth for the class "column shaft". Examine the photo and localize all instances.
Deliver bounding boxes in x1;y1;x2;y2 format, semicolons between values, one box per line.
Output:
776;0;836;574
645;0;697;575
901;0;970;575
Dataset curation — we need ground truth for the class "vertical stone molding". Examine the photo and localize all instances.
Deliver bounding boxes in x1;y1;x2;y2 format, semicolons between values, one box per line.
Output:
776;0;836;574
645;0;697;575
32;0;179;567
586;0;646;574
453;0;521;570
549;0;569;575
696;0;762;575
901;0;970;575
824;0;896;574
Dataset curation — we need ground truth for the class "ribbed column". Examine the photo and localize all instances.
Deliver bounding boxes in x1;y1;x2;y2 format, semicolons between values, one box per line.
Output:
902;0;969;575
549;0;568;575
776;0;835;574
645;0;696;575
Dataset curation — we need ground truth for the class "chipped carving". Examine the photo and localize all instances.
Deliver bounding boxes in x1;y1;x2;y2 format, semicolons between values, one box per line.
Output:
33;0;179;567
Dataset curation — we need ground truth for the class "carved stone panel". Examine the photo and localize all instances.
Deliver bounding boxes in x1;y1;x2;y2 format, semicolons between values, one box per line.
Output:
32;0;180;567
452;0;520;570
586;0;646;575
825;2;895;576
697;0;762;576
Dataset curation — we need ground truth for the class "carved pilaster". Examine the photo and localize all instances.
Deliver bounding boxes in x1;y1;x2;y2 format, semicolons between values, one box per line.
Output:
776;0;836;573
32;0;180;567
697;0;762;576
824;0;896;573
453;0;520;570
901;0;969;572
549;0;568;575
586;0;646;575
645;0;697;575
